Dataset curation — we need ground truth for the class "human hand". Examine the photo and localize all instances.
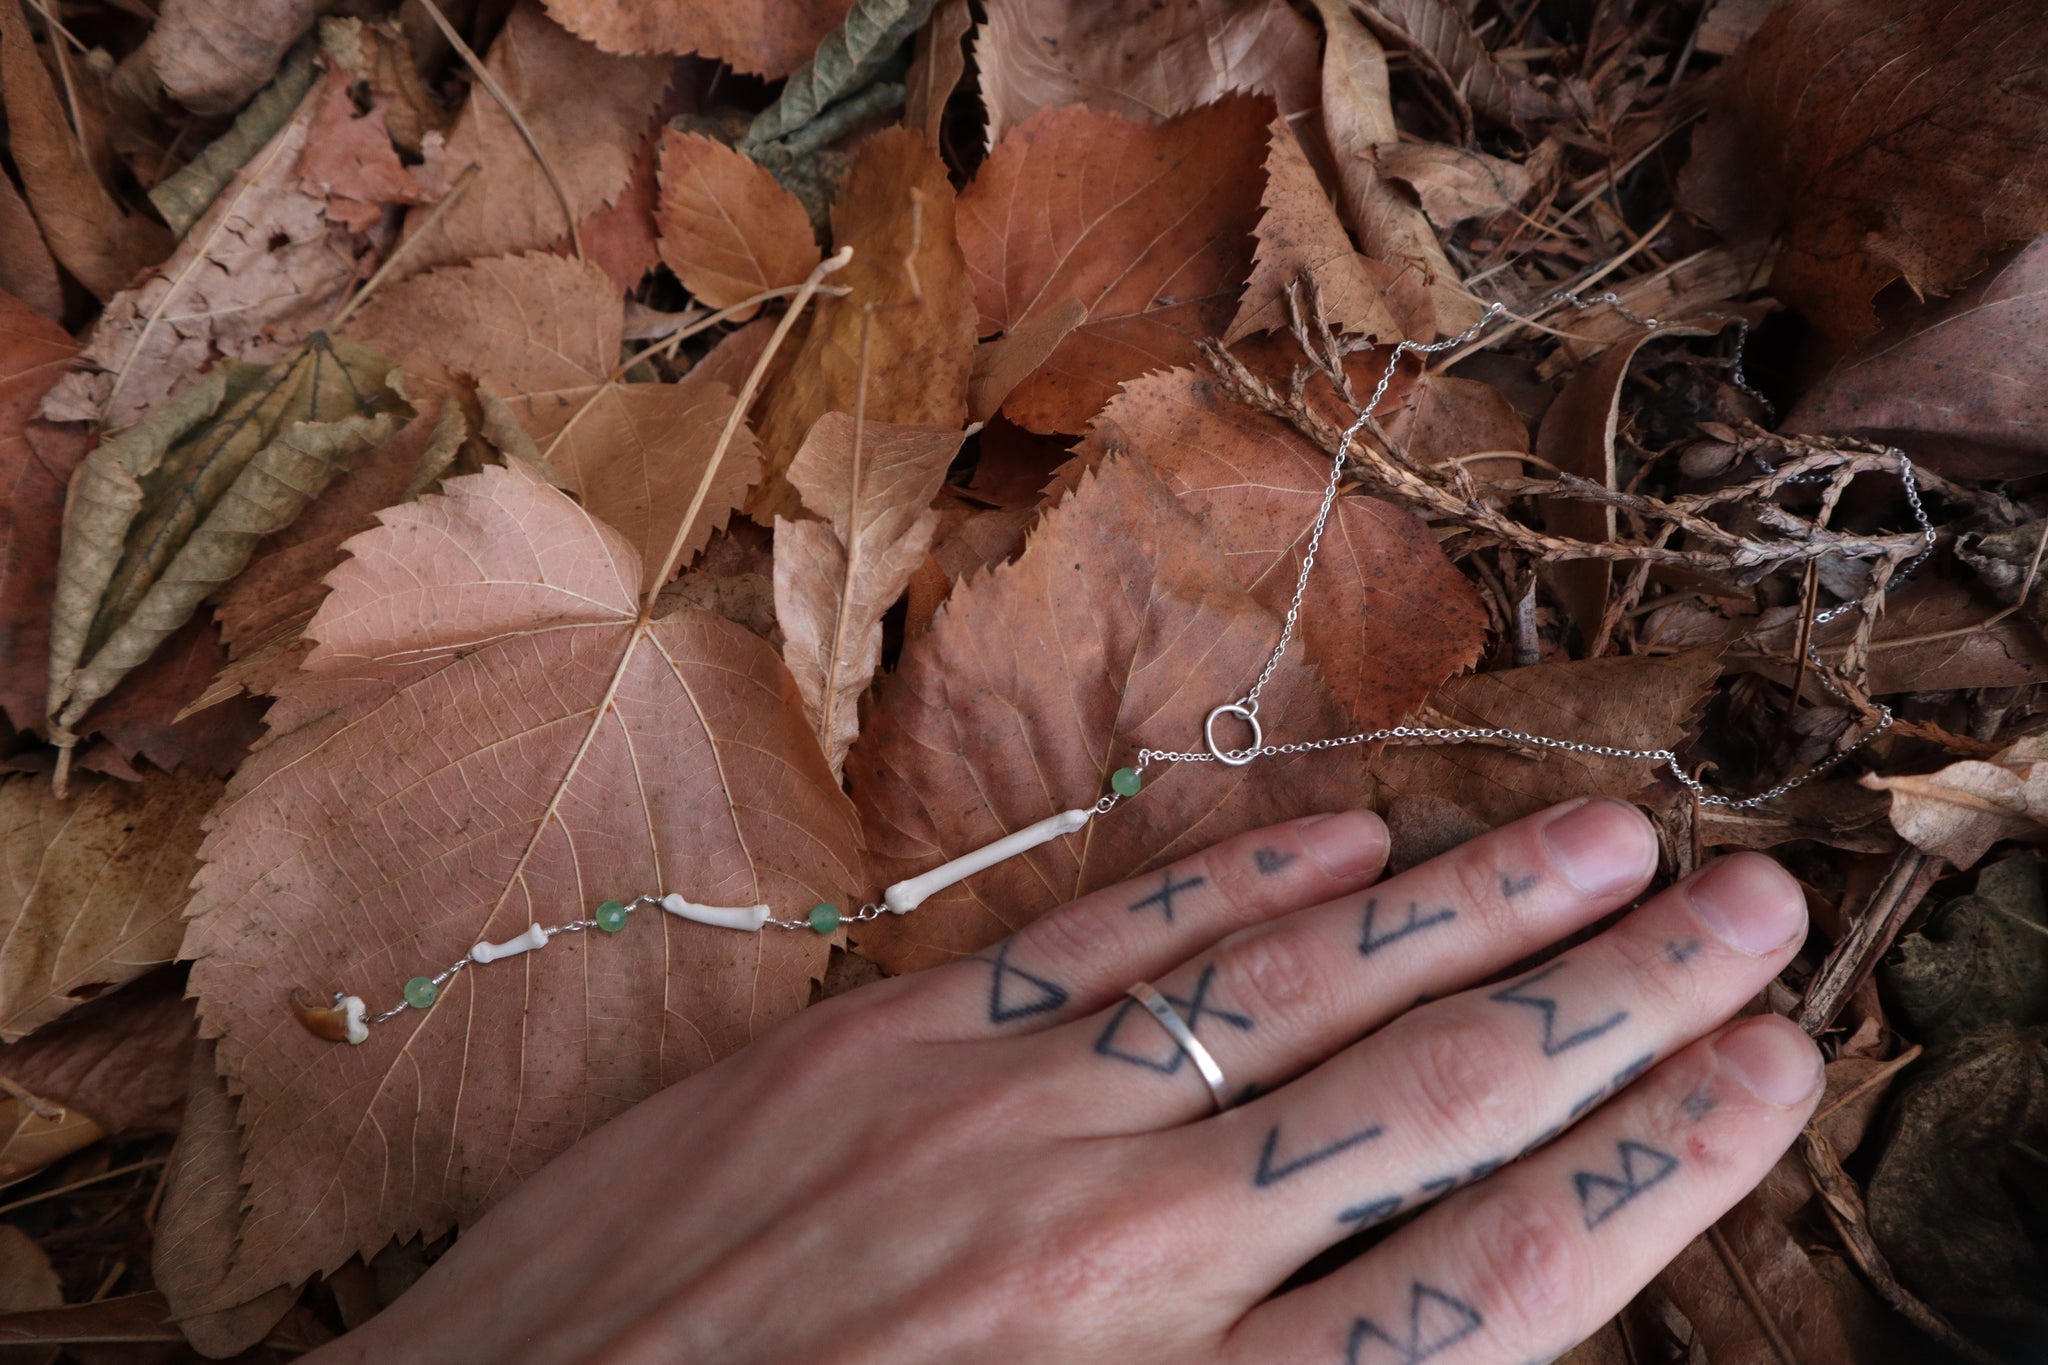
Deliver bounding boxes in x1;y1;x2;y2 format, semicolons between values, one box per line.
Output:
307;797;1822;1364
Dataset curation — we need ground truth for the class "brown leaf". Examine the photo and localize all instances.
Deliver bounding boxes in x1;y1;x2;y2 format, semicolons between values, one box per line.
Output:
1882;854;2048;1045
391;2;670;282
1227;116;1428;345
1533;242;1777;380
1787;235;2048;480
1362;0;1528;128
751;128;976;517
575;99;667;293
542;0;853;78
1733;578;2048;697
0;769;220;1041
0;969;194;1140
848;453;1372;973
775;414;964;778
975;0;1316;146
139;0;318;115
0;1226;61;1336
296;58;436;232
350;252;756;591
957;96;1269;434
1659;1192;1862;1365
1370;142;1531;229
967;298;1086;424
905;0;971;146
1679;0;2048;343
182;460;863;1305
0;173;60;319
0;0;170;303
83;614;265;779
1074;367;1487;732
656;131;821;313
0;294;80;735
1862;732;2048;869
1370;651;1724;826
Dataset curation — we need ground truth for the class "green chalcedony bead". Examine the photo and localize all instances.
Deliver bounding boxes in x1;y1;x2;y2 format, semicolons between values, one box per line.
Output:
594;899;629;932
404;976;438;1009
807;902;841;934
1111;766;1142;797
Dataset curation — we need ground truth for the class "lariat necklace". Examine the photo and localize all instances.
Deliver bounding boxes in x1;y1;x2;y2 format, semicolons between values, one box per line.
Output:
296;297;1937;1047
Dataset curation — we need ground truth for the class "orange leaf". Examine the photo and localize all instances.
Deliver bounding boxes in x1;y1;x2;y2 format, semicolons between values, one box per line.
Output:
542;0;852;78
655;130;821;313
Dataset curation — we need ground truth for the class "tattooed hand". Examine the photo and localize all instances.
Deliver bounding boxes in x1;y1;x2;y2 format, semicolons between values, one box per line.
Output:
308;799;1822;1365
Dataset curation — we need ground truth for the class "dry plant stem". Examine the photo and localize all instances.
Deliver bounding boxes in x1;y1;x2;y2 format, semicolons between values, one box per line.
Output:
1801;1131;2004;1365
414;0;583;262
1705;1221;1799;1365
1784;561;1821;721
1794;847;1944;1036
329;163;482;330
0;1158;168;1218
0;1071;63;1120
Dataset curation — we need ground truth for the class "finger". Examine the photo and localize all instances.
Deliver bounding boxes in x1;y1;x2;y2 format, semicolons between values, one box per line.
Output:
894;809;1389;1040
1033;798;1659;1127
1167;852;1806;1274
1219;1015;1824;1365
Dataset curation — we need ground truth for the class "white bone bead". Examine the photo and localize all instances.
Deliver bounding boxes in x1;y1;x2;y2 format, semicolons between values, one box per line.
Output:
341;996;369;1045
884;808;1093;914
470;922;549;964
661;896;770;931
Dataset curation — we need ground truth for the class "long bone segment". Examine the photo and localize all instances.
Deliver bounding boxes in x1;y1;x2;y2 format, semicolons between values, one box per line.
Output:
883;808;1093;914
662;896;770;931
470;922;548;964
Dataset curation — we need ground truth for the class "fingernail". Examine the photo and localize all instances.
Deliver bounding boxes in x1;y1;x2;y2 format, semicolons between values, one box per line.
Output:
1687;854;1806;955
1538;798;1654;895
1298;810;1386;877
1715;1018;1823;1107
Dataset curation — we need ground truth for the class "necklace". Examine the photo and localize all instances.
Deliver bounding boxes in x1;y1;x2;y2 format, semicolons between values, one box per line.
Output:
294;297;1937;1047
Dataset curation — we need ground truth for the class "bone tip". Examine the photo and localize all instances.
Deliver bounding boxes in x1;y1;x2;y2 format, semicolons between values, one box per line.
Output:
342;996;368;1045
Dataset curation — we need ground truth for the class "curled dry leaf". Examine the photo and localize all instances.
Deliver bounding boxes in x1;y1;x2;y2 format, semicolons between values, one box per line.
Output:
542;0;851;78
1074;366;1486;733
849;453;1372;973
1882;854;2048;1045
391;1;670;282
742;0;940;151
656;131;822;313
0;293;79;735
957;96;1269;434
0;0;171;302
775;413;966;778
139;0;318;115
148;38;318;239
1370;142;1531;229
181;461;863;1306
1363;0;1531;128
1862;732;2048;869
975;0;1317;146
904;0;970;146
1680;0;2048;343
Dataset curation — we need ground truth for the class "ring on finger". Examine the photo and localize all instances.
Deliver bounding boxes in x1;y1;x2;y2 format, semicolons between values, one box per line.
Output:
1127;981;1232;1112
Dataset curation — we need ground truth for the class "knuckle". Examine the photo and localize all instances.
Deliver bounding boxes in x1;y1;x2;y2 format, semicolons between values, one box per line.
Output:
1396;1011;1536;1157
1612;930;1701;1017
1461;1189;1594;1340
1218;924;1337;1039
1445;843;1519;932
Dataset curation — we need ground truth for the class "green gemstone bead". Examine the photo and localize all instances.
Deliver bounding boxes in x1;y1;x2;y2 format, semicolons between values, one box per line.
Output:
404;976;438;1009
594;899;628;933
1111;766;1142;797
807;901;841;934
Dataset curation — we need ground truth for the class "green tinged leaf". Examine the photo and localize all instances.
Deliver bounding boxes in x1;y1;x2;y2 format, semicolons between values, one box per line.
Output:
1884;853;2048;1043
148;38;318;237
741;0;935;151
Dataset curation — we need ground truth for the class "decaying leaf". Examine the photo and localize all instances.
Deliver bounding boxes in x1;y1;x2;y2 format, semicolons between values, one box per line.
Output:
138;0;318;116
45;337;405;764
904;0;970;145
975;0;1317;146
0;293;80;735
656;131;822;313
1074;366;1486;732
775;413;965;778
1882;854;2048;1044
1371;142;1531;229
743;0;939;151
148;37;318;238
849;453;1372;973
957;96;1269;433
0;770;221;1041
1658;1190;1863;1365
1863;732;2048;868
1363;0;1531;128
182;460;863;1305
0;172;61;319
542;0;852;78
1681;0;2048;343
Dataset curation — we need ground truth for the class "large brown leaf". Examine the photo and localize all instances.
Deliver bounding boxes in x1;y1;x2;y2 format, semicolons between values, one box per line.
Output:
975;0;1316;146
656;130;821;313
775;414;966;778
848;453;1372;974
957;96;1269;434
139;0;317;115
1680;0;2048;343
0;172;59;319
1074;366;1486;733
0;294;79;735
543;0;853;78
182;460;863;1305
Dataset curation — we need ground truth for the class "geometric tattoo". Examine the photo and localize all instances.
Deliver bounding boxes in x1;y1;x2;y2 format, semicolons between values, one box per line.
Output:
1130;870;1205;922
1359;899;1457;956
1344;1282;1484;1364
1489;961;1627;1056
1092;965;1252;1073
1573;1140;1679;1228
1253;1121;1384;1187
984;939;1069;1025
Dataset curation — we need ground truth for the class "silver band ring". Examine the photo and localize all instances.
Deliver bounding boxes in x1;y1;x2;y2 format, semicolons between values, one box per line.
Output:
1126;981;1231;1112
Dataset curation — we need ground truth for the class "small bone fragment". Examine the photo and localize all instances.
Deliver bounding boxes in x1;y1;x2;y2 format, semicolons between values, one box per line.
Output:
341;996;367;1045
883;808;1093;914
291;988;369;1044
470;922;549;964
661;896;770;931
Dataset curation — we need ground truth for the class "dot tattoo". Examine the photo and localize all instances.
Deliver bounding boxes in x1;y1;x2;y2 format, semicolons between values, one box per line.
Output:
1573;1139;1679;1228
1500;871;1540;898
1665;939;1702;965
1681;1086;1719;1121
1344;1282;1484;1364
983;939;1069;1025
1255;1121;1385;1187
1489;961;1627;1057
1254;847;1298;876
1359;899;1457;956
1093;964;1252;1073
1130;870;1205;922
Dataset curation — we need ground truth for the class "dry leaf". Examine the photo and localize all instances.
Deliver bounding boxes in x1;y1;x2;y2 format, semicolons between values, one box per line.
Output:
0;295;80;735
1074;366;1487;732
0;0;171;301
0;770;220;1041
0;174;60;319
848;453;1372;973
82;614;265;779
349;252;755;591
1862;733;2048;869
1364;0;1530;128
181;460;863;1305
1882;854;2048;1045
751;128;976;517
656;131;822;313
1734;578;2048;698
296;56;436;232
905;0;970;145
775;413;965;776
543;0;853;78
1534;242;1776;380
391;1;670;281
957;96;1269;434
967;299;1088;425
1228;115;1429;344
975;0;1316;146
1371;142;1531;229
139;0;318;115
1680;0;2048;343
1658;1191;1863;1365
